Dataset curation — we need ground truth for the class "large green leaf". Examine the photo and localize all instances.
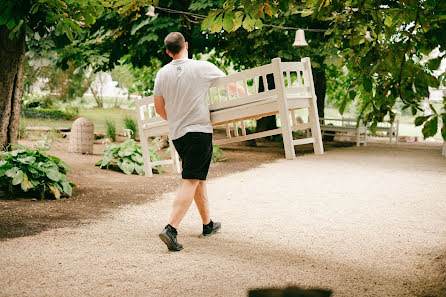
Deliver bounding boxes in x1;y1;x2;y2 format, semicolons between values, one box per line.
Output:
46;170;62;182
135;164;145;175
61;181;72;196
49;185;61;199
17;156;36;164
118;158;135;175
414;115;430;127
222;12;235;32
130;153;143;164
5;167;19;178
422;117;438;138
12;170;24;185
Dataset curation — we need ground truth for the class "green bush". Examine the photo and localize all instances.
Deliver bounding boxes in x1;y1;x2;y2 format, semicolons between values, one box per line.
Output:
96;139;162;175
63;106;80;119
123;116;138;139
105;119;117;142
21;94;54;109
21;107;74;120
212;145;227;163
0;144;75;199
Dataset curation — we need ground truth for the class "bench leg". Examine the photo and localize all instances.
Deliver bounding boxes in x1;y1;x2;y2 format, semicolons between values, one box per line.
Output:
356;128;360;147
308;102;324;155
279;110;295;159
140;133;153;177
169;138;181;174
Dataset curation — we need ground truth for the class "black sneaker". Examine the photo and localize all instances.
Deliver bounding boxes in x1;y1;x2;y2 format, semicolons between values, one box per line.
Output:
202;220;221;236
159;225;183;251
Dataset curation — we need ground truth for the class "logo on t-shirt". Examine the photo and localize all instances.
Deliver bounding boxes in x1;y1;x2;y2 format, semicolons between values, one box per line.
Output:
176;66;182;74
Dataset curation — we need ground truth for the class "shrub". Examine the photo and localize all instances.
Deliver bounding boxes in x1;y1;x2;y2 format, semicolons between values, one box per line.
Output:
21;94;54;109
105;119;117;142
123;116;138;139
96;139;162;175
20;108;75;120
18;120;26;139
211;145;227;163
0;144;75;199
63;106;80;119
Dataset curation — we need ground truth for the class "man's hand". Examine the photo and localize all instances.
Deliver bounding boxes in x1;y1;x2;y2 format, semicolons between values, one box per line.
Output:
154;96;168;120
228;82;246;97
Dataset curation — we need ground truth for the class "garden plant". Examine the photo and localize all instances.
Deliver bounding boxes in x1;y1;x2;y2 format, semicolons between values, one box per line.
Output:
0;144;75;199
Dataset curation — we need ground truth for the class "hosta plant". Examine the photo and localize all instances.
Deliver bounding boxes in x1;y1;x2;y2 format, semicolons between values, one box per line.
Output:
0;145;75;199
96;139;162;175
212;145;227;163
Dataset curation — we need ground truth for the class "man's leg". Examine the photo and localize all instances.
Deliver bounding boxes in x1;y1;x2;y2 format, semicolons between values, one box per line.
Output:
194;181;211;225
169;179;200;228
194;180;221;236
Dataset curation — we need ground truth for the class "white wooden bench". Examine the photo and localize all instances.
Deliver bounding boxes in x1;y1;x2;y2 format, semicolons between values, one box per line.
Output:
136;57;324;177
319;117;367;147
370;120;399;144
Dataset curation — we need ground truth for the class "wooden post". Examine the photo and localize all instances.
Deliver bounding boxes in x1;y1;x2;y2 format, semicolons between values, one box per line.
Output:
169;138;181;173
302;57;324;155
271;58;295;159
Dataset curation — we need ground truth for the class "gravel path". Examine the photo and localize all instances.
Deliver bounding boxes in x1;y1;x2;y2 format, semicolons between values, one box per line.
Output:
1;143;445;297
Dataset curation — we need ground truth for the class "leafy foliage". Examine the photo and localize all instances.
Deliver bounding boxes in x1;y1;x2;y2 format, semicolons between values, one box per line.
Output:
105;119;117;142
205;0;446;140
211;145;227;163
0;144;75;199
96;139;161;175
0;0;106;41
21;108;77;120
123;116;138;139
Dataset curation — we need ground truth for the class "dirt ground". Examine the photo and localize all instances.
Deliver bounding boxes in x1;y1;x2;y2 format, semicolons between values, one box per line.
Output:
0;138;445;297
0;137;289;239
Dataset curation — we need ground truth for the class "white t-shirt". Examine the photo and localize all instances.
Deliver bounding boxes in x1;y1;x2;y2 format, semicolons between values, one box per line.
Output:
153;58;225;140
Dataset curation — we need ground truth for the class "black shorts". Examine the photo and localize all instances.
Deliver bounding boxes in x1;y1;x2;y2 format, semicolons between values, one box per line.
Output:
172;132;213;180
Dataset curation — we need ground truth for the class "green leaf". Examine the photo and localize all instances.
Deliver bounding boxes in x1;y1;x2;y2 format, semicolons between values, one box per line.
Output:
20;174;33;192
30;3;40;14
231;11;244;31
61;181;72;196
0;160;6;167
130;153;143;164
414;115;430;126
118;159;135;175
135;164;145;175
242;15;256;31
46;170;62;182
12;170;24;185
17;156;36;164
6;17;16;30
5;167;19;178
441;118;446;141
422;116;438;138
222;12;234;32
49;185;61;199
59;160;73;172
363;77;372;92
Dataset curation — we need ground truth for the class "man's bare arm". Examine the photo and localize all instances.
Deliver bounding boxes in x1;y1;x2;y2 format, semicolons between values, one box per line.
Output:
228;82;246;97
154;96;168;120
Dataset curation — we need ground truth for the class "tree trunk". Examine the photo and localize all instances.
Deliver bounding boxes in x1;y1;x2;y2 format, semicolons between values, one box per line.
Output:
0;26;26;150
313;66;326;118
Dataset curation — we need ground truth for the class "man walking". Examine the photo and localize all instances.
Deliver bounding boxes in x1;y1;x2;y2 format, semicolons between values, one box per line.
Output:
153;32;227;251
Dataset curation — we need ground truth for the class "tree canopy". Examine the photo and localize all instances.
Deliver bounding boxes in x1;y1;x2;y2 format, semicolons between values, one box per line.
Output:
200;0;446;139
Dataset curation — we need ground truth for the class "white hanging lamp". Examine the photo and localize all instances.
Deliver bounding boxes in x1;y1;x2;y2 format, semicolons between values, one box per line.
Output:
292;29;308;47
146;5;155;17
